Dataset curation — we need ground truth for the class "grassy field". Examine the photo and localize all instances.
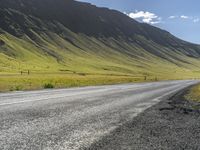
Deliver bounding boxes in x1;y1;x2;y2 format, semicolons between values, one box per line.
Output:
0;71;199;92
185;84;200;102
0;73;147;92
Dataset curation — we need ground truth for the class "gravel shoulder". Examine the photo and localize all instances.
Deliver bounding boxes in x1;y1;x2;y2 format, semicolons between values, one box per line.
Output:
88;85;200;150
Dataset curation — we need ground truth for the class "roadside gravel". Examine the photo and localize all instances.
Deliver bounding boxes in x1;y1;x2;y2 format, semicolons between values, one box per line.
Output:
88;85;200;150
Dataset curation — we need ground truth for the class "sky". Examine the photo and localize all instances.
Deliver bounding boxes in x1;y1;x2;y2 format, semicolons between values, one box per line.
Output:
77;0;200;44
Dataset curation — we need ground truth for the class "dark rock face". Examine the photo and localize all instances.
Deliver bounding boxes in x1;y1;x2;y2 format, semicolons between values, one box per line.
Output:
0;0;194;42
0;0;200;58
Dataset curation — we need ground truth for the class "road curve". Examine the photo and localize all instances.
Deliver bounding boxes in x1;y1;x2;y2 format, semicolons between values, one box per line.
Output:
0;80;198;149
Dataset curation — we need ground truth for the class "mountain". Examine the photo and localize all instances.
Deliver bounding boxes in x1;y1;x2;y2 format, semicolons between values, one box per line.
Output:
0;0;200;79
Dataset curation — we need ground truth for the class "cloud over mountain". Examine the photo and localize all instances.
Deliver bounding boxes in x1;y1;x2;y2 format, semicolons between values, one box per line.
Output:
124;11;161;24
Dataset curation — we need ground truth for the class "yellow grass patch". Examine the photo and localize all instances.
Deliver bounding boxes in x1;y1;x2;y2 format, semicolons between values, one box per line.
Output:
185;83;200;102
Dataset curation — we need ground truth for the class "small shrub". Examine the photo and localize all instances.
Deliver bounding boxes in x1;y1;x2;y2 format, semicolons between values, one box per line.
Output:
9;87;14;91
43;83;54;89
78;73;86;76
15;85;23;91
9;85;23;91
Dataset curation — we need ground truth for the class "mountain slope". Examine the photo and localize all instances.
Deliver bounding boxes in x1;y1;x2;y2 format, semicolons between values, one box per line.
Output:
0;0;200;79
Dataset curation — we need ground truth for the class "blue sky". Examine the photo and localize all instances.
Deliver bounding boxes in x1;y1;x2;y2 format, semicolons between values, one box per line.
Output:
77;0;200;44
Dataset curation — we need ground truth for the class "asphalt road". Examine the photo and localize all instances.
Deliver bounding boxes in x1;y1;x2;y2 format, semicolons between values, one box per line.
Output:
0;80;198;150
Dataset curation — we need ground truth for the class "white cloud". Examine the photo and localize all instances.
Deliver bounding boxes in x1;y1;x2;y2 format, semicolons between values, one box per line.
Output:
150;21;161;25
168;15;199;23
193;18;200;23
125;11;161;24
180;15;189;19
169;16;177;19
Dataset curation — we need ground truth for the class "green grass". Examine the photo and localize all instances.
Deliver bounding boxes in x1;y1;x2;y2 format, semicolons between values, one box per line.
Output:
0;71;199;92
43;83;55;89
0;73;151;92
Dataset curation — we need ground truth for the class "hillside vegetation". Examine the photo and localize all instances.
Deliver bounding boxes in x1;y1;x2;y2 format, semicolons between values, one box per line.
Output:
0;0;200;91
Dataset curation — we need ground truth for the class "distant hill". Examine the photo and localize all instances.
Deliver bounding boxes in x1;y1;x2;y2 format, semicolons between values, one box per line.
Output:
0;0;200;78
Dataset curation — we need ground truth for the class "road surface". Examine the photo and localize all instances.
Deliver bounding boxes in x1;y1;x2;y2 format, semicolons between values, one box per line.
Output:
0;80;198;149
